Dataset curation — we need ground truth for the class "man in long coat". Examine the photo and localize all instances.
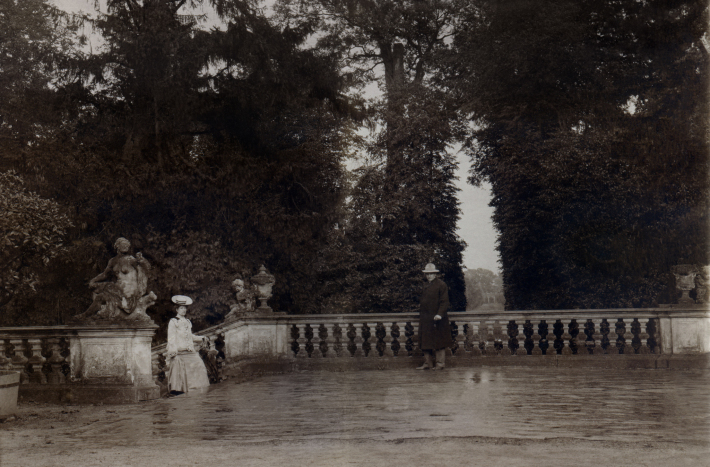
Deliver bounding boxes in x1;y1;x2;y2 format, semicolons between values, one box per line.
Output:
417;263;453;370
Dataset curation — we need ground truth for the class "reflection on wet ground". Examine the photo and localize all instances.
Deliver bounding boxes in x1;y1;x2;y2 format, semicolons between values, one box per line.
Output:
36;367;710;448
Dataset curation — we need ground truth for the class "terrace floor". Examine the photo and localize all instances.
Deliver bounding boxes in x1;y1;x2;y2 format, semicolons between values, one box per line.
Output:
2;366;709;466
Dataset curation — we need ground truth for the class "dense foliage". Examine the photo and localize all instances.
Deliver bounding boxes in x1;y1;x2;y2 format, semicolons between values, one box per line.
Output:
0;0;360;337
0;171;72;311
448;0;709;309
3;0;704;334
276;0;468;311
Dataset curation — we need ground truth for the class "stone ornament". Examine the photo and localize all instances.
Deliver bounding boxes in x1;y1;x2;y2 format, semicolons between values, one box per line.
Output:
252;265;276;313
695;265;709;304
73;237;156;323
671;264;707;305
225;277;255;320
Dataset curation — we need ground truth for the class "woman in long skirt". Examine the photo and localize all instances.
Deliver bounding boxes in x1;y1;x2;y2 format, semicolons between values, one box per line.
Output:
167;295;210;394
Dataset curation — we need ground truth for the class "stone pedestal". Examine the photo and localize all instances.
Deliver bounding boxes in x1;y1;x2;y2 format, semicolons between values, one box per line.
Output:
63;324;160;403
222;318;290;360
659;313;710;355
0;371;20;418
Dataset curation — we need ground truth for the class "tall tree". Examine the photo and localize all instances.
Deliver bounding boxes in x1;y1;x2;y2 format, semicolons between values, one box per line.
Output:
0;0;81;169
449;0;709;309
1;0;358;335
276;0;467;311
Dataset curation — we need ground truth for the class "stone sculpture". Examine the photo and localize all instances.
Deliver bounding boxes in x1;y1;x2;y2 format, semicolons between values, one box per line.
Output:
225;277;255;320
74;237;156;322
694;265;709;304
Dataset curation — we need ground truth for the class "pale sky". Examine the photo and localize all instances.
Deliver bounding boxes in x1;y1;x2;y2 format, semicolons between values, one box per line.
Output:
52;0;502;274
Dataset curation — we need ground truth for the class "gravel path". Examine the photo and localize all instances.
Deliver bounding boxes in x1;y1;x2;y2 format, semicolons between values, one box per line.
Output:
2;367;709;466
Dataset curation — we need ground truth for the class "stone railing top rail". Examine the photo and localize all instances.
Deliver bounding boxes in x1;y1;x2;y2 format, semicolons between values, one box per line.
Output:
0;323;158;335
214;306;707;324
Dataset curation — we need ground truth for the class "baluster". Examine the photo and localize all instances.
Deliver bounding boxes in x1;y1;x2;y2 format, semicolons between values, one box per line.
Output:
311;324;323;358
367;322;380;357
468;322;482;357
27;338;46;384
288;325;298;358
454;322;467;357
0;340;10;370
569;319;588;356
483;321;494;355
324;323;338;358
445;321;455;357
411;323;423;357
590;319;604;355
541;320;556;357
497;320;510;356
611;319;622;354
9;339;29;383
530;320;542;355
651;318;660;354
47;339;67;384
295;324;308;358
481;321;490;355
382;323;395;357
403;322;415;357
622;319;635;355
606;319;619;354
390;322;402;357
515;321;526;355
559;320;572;355
637;318;651;354
151;351;161;380
477;322;488;355
152;350;164;385
361;323;372;357
353;323;365;357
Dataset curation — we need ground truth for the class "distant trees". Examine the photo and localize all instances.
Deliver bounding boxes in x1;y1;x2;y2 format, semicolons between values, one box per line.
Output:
464;268;503;310
448;0;709;309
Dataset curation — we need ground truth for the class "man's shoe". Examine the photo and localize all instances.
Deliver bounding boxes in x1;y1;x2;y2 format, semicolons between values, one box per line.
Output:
416;364;431;370
433;364;445;371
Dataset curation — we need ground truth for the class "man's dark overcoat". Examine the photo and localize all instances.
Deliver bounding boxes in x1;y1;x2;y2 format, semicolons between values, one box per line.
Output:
418;277;453;350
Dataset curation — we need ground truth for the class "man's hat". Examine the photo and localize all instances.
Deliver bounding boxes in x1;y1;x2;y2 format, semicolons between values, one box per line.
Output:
171;295;193;306
422;263;439;273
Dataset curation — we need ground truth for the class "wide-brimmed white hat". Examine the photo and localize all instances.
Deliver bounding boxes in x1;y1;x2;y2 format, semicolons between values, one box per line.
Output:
422;263;439;273
171;295;193;306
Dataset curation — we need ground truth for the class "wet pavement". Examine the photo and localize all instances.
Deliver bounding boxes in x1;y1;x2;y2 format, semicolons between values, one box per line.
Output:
2;367;710;466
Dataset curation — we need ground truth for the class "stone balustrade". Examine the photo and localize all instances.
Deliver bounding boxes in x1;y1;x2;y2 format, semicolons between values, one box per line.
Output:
151;306;710;381
280;310;661;358
2;306;707;403
0;324;160;404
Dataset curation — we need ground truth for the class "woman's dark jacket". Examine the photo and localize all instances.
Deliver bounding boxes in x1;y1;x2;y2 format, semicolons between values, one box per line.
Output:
418;278;453;350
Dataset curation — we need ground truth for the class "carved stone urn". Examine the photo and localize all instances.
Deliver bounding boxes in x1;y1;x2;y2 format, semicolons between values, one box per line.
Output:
672;264;698;305
251;265;276;313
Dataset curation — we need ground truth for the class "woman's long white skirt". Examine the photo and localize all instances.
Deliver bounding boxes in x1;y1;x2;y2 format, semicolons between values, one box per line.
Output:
167;351;210;393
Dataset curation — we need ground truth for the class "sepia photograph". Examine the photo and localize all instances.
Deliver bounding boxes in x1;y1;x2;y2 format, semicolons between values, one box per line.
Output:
0;0;708;465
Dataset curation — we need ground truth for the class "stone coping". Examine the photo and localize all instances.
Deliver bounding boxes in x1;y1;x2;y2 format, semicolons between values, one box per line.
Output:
0;324;158;341
190;306;709;333
0;323;158;333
